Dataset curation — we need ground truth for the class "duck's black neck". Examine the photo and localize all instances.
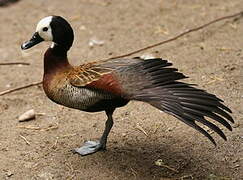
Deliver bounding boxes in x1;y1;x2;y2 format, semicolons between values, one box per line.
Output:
51;43;69;57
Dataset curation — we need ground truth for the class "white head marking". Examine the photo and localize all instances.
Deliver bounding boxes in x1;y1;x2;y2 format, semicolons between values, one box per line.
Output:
36;16;53;41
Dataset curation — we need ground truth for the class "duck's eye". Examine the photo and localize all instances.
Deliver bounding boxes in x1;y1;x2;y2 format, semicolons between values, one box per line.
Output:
42;27;48;32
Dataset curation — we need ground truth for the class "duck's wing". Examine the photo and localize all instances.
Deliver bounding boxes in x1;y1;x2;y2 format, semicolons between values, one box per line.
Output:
69;58;161;95
69;58;233;144
69;61;128;95
69;63;112;87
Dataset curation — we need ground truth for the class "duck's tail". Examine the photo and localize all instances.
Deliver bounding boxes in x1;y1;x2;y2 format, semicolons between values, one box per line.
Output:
124;58;234;144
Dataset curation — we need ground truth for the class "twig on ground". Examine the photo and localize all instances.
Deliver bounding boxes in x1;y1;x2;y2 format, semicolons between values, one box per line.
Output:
130;167;138;177
51;137;59;149
179;174;193;180
136;123;148;136
60;133;77;138
41;123;59;131
19;135;30;145
0;62;30;66
18;124;60;131
206;76;224;85
0;81;42;96
104;11;243;60
18;125;41;130
159;164;179;173
155;159;179;173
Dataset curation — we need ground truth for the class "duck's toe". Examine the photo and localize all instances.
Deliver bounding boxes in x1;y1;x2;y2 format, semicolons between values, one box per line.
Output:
72;141;106;156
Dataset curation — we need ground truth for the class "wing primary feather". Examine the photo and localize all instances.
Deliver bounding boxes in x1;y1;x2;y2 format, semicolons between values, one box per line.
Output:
179;97;222;107
182;107;232;131
217;103;232;113
149;68;178;75
174;92;222;102
162;82;198;88
174;114;216;145
183;113;227;141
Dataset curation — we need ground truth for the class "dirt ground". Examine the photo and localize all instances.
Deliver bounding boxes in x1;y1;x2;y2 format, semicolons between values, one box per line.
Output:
0;0;242;179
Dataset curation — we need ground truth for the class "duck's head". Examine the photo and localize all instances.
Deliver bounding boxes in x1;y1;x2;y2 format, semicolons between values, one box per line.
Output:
21;16;74;51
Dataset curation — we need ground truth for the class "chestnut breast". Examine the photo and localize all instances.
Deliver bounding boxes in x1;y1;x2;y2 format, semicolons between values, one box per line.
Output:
43;69;116;111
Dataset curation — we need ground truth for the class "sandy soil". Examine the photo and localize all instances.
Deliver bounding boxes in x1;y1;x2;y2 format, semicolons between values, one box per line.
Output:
0;0;242;179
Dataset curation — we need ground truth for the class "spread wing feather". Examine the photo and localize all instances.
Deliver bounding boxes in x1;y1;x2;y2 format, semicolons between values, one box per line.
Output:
68;57;233;144
118;58;234;144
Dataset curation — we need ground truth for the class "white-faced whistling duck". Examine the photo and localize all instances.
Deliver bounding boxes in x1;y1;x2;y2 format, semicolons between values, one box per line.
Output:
21;16;234;156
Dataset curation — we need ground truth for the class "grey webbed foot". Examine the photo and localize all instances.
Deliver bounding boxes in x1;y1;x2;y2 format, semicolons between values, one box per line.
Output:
73;140;105;156
73;109;114;156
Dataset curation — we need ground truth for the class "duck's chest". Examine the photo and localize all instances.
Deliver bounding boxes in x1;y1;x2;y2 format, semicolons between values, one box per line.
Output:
43;74;114;111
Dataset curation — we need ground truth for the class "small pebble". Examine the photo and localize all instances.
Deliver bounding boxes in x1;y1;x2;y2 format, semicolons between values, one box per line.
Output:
140;54;155;60
155;159;164;166
88;37;104;47
5;84;11;88
18;109;36;122
79;25;86;30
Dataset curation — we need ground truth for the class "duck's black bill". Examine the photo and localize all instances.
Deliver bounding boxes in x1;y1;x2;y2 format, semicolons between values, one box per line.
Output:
21;32;44;50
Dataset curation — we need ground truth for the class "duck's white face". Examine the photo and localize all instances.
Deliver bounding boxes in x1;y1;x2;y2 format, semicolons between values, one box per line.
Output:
36;16;53;41
21;15;74;51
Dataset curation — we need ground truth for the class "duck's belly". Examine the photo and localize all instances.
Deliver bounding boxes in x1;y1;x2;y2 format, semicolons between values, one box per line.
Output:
45;83;122;111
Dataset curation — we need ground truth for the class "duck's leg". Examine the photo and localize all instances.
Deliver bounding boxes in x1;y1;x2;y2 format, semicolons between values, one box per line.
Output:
73;109;115;156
